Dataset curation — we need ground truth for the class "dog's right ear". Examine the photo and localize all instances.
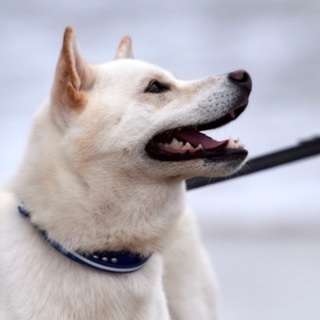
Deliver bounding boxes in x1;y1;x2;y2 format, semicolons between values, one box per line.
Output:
51;27;95;125
115;36;133;59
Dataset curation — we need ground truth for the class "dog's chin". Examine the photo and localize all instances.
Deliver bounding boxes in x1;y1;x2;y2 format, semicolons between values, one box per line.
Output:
144;151;247;180
145;141;248;180
196;155;247;178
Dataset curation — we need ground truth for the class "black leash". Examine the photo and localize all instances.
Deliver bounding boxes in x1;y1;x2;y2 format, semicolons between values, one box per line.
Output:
186;136;320;190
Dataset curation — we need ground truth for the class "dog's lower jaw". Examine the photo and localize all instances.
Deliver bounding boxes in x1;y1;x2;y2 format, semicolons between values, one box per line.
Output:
142;153;247;182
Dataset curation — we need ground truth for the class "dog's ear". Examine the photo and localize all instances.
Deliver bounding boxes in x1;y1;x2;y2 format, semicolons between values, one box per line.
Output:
115;36;133;59
51;27;95;115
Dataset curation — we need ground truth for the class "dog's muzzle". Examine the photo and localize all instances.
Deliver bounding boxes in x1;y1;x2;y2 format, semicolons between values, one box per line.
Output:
145;70;252;163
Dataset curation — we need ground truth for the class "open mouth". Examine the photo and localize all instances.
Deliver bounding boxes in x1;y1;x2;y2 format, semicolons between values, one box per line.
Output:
145;105;248;161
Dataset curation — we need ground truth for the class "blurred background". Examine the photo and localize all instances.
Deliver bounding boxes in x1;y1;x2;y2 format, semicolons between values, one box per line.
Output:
0;0;319;319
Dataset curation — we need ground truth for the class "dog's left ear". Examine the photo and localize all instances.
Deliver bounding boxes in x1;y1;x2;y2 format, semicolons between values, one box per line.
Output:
115;36;133;59
51;27;95;115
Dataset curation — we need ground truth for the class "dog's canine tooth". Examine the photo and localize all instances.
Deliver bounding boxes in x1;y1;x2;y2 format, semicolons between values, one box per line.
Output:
227;137;234;148
181;142;193;151
227;137;244;149
195;144;203;150
171;138;181;148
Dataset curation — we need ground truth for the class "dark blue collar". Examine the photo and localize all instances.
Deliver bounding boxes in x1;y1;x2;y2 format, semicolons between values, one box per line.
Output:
18;205;151;274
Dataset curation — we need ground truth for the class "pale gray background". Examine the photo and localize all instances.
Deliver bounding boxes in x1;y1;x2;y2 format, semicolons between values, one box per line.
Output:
1;1;319;319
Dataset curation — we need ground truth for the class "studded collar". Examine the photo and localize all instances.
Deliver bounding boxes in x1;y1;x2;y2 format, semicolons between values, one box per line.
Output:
18;205;151;273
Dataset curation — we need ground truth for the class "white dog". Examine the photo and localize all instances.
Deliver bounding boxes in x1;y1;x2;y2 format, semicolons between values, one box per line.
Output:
0;27;251;320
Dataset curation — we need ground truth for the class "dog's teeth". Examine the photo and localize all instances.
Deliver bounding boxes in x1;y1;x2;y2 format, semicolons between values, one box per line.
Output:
227;137;235;148
227;137;244;149
181;142;193;151
171;138;180;147
161;138;186;150
159;138;199;152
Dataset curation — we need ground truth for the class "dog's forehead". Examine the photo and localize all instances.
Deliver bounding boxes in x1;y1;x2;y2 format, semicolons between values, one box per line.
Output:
98;59;175;82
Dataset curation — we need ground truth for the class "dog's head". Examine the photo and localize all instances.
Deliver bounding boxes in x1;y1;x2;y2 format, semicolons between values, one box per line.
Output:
50;27;251;182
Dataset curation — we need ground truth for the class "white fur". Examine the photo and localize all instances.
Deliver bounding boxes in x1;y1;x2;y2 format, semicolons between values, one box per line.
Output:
0;28;250;319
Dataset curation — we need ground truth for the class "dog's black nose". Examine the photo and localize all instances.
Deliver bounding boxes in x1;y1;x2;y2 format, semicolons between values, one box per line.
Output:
228;70;252;92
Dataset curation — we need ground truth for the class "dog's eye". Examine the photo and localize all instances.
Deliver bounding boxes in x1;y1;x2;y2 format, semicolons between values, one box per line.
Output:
145;80;170;94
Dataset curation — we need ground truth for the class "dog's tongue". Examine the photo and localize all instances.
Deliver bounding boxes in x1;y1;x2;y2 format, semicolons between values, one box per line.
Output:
174;128;228;149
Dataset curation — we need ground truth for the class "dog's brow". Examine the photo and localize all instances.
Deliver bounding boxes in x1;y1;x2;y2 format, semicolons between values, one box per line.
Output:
141;75;172;88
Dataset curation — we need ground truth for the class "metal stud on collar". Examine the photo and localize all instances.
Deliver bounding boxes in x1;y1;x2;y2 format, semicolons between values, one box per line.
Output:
91;254;118;264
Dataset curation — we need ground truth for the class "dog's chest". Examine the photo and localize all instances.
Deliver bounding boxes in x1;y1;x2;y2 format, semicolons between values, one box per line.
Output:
0;212;169;320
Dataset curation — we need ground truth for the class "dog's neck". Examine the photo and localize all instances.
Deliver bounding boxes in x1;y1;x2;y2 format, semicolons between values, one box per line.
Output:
10;106;186;256
12;166;185;256
12;170;185;257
